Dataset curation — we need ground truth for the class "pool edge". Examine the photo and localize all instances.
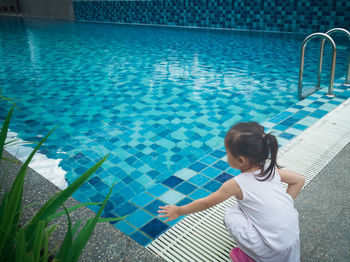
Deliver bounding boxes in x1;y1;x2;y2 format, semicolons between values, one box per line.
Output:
0;150;164;262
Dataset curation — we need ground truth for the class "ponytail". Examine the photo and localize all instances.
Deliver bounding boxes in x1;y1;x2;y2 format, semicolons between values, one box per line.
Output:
256;133;280;181
225;122;281;181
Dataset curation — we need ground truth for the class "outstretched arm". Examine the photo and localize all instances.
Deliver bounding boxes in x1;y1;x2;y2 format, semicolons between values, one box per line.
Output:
278;168;305;199
158;178;242;222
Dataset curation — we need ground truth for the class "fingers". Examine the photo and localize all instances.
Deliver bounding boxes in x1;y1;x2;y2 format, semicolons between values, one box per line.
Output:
158;205;169;214
158;205;172;221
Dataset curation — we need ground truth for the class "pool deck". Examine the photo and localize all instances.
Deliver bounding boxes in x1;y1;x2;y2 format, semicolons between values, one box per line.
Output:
1;142;349;261
297;141;350;261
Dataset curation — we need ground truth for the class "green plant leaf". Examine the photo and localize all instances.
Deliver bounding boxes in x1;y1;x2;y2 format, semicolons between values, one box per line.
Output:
15;230;28;262
46;224;58;239
46;202;101;222
1;156;21;164
26;154;108;248
0;192;8;224
32;220;45;261
0;105;15;162
97;217;124;223
16;201;41;219
54;206;73;260
4;139;18;146
0;93;18;105
62;183;115;262
41;230;49;262
0;126;55;256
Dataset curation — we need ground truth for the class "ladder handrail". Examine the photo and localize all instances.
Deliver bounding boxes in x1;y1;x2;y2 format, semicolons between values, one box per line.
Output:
317;28;350;87
298;33;336;100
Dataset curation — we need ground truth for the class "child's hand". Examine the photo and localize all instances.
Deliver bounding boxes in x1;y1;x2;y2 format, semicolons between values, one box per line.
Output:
158;205;181;222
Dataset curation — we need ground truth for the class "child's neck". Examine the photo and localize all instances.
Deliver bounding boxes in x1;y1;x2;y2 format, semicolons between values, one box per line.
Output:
240;165;261;173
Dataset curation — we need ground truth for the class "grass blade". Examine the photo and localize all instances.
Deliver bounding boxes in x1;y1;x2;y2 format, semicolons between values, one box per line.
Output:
0;105;15;161
67;183;115;261
26;154;108;246
45;202;101;222
54;206;73;260
1;156;21;164
4;139;18;146
97;217;124;223
32;220;45;261
0;127;55;255
40;224;57;262
41;230;50;262
15;230;26;262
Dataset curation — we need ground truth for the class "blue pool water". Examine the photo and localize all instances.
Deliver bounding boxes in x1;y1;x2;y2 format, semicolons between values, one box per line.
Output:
0;17;348;245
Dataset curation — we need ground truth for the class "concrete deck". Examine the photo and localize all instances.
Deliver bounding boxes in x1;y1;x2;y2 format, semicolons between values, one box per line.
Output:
296;142;350;261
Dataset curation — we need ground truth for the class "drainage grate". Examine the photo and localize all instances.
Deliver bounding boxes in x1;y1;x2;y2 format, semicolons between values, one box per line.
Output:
148;99;350;262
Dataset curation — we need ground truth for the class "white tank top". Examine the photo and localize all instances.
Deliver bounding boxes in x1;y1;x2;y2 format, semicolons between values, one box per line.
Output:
234;167;300;250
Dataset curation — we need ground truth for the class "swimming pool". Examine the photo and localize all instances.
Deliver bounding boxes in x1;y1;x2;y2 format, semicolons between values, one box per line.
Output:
0;17;348;245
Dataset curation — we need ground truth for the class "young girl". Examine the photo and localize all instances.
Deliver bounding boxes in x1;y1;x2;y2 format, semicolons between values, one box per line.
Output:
158;122;305;262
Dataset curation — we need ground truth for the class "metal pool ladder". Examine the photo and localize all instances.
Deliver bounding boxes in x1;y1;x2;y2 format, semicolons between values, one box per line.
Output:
298;28;350;100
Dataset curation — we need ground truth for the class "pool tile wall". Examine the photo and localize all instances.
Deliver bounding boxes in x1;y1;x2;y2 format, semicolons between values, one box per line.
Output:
106;82;349;246
73;0;350;33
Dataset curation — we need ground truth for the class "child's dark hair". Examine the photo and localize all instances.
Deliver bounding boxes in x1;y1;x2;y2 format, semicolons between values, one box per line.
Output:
225;122;280;181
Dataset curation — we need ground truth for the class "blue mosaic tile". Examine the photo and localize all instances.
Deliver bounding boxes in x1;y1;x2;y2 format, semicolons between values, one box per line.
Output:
129;231;152;246
293;110;310;119
215;172;234;183
130;192;155;207
203;180;222;192
88;176;101;185
226;168;241;176
293;124;308;130
141;218;169;239
199;155;219;165
278;132;295;140
209;149;226;159
201;166;222;178
329;100;342;105
188;174;211;187
144;199;167;216
116;221;135;235
213;160;230;171
175;181;198;195
177;197;193;206
147;184;169;197
114;202;138;217
310;109;328;118
189;188;211;200
174;168;197;180
162;175;184;188
125;209;153;228
280;117;299;127
309;101;324;108
159;190;185;205
273;124;289;131
188;162;208;172
73;0;350;34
